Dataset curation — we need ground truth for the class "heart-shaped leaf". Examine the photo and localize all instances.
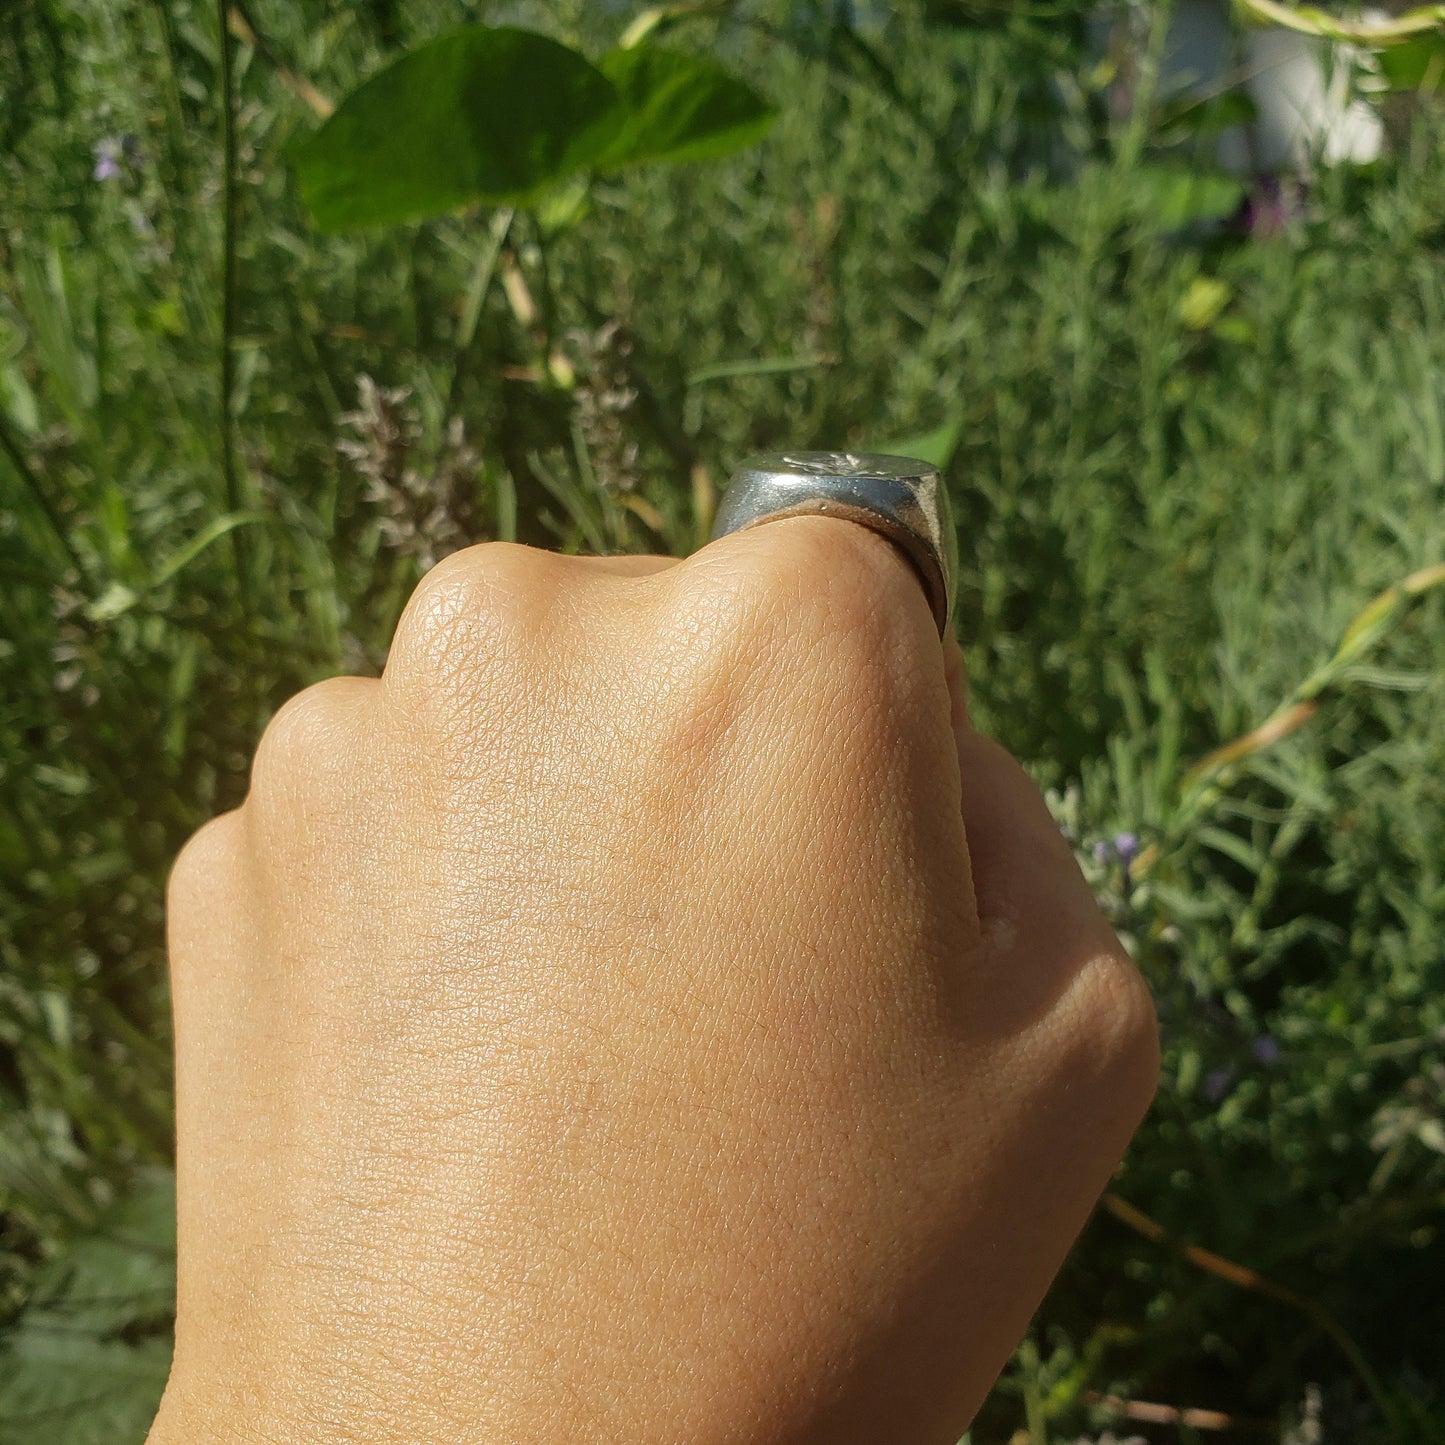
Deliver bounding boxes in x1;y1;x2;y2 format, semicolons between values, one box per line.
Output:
292;27;621;231
592;46;778;169
292;29;777;231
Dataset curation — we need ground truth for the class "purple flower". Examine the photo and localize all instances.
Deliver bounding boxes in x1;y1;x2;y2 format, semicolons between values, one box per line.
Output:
92;140;122;181
1242;174;1308;238
1113;832;1140;865
92;135;141;183
1092;840;1112;864
1202;1066;1236;1103
1251;1034;1281;1066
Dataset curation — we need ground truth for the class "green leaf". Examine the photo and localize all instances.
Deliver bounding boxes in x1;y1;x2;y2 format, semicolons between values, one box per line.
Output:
150;511;270;588
1177;276;1232;331
292;27;621;231
0;1336;172;1444
83;582;139;623
31;764;92;797
686;354;829;385
1155;88;1258;144
1130;166;1245;232
1417;1117;1445;1155
618;2;736;51
14;1172;174;1337
13;238;99;427
0;1173;175;1444
593;46;777;169
533;174;593;238
1376;34;1445;91
1196;823;1267;875
873;413;964;470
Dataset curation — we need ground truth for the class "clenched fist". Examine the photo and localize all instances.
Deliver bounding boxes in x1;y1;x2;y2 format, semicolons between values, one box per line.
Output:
151;519;1157;1445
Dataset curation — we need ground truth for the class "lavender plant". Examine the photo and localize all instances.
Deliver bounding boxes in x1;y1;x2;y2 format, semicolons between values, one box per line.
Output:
1;1;1442;1440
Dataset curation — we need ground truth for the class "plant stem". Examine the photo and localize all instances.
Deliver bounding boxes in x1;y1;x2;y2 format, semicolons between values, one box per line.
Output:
216;0;250;608
1184;560;1445;791
1115;0;1174;173
1131;558;1445;879
0;412;85;577
446;206;515;417
1239;0;1441;43
1101;1191;1399;1430
225;2;334;118
146;0;215;345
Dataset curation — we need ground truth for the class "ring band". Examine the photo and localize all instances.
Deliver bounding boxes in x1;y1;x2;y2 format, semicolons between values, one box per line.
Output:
711;452;958;635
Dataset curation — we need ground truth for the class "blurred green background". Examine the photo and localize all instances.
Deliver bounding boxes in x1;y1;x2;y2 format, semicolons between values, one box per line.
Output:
2;1;1443;1440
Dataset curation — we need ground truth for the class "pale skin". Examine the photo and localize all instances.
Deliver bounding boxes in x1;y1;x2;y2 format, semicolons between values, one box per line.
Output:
150;517;1159;1445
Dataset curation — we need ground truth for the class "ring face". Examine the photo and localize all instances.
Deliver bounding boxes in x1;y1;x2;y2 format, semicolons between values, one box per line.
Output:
711;451;957;635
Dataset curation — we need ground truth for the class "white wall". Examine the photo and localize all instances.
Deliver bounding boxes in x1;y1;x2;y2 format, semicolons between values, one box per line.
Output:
1158;0;1384;171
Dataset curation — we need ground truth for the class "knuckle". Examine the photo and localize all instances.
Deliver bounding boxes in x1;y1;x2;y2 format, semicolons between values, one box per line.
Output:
386;543;553;691
664;554;782;676
763;523;931;708
650;551;812;756
167;810;243;921
1067;948;1162;1109
248;677;371;814
383;544;585;763
753;518;892;636
684;520;925;688
652;521;942;785
166;811;248;999
806;518;926;626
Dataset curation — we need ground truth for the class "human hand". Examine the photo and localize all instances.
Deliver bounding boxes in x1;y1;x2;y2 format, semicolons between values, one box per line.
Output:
152;519;1157;1445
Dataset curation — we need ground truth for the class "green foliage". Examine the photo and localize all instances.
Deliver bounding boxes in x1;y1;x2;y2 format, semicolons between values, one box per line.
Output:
592;45;778;168
1376;34;1445;91
293;27;621;228
0;1173;173;1442
1126;164;1248;230
293;25;776;230
2;0;1443;1441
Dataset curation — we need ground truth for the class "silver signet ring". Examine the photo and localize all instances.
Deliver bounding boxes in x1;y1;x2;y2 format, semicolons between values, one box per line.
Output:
710;452;958;636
